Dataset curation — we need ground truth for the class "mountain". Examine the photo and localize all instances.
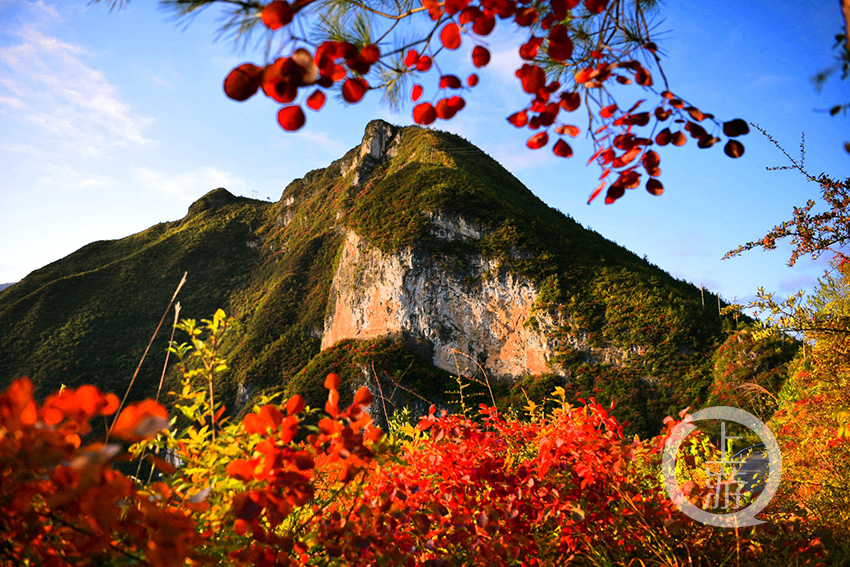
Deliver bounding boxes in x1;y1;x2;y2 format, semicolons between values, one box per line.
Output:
0;120;737;436
0;283;13;293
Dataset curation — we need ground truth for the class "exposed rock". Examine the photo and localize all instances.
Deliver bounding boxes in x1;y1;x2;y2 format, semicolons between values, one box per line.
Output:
322;230;565;380
341;120;402;185
427;211;484;241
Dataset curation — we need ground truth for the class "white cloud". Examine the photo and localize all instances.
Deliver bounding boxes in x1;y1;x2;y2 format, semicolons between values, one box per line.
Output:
36;163;113;190
131;165;248;200
0;24;154;155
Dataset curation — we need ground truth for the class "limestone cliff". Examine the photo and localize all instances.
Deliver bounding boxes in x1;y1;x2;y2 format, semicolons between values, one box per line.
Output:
322;229;558;380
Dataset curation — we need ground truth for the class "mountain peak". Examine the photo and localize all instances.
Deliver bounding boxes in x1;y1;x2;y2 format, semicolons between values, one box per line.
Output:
187;187;239;218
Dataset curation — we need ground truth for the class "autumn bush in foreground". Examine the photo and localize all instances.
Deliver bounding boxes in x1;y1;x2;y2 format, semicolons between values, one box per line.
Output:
0;310;834;566
0;383;828;565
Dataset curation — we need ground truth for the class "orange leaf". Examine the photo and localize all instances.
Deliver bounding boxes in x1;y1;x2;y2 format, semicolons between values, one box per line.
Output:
286;394;306;416
352;386;374;408
555;124;580;137
324;373;341;391
111;400;169;442
226;459;256;481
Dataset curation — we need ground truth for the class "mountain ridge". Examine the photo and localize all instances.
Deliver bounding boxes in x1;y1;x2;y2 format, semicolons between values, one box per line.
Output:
0;120;738;436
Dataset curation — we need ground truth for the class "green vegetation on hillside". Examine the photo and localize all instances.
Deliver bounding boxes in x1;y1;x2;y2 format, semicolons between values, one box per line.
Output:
0;122;768;438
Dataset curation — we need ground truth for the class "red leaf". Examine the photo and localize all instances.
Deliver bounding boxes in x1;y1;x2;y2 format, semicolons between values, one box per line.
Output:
526;131;549;149
404;49;419;67
605;184;625;204
411;83;424;102
277;104;306;131
514;6;538;26
224;63;263;102
444;0;469;15
416;55;433;72
634;66;652;86
574;67;593;83
585;0;608;14
560;91;581;112
553;139;573;157
642;149;660;170
472;45;491;67
359;44;380;64
262;1;293;30
697;136;720;149
646;178;664;196
306;89;326;111
435;98;453;119
111;400;169;442
519;37;544;60
616;169;641;189
613;146;641;168
599;103;618;118
422;0;442;18
472;13;495;35
724;139;745;158
467;73;479;87
507;110;529;127
516;64;545;94
413;102;437;125
655;128;672;146
686;106;705;121
723;119;750;137
342;77;369;103
440;23;462;50
587;180;605;204
447;95;466;113
547;25;573;62
671;131;687;146
439;74;462;89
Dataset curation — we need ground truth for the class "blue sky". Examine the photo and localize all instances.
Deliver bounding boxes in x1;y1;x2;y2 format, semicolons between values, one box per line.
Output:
0;0;847;311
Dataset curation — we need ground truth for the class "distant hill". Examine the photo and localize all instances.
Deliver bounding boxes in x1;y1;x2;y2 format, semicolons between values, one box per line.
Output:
0;283;13;293
0;120;740;436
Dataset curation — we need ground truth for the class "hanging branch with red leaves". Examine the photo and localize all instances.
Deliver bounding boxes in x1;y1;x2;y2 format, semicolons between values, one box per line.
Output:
98;0;749;204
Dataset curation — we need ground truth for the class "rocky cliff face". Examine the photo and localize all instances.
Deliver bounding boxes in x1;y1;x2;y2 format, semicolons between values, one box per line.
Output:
316;121;563;380
322;229;560;380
